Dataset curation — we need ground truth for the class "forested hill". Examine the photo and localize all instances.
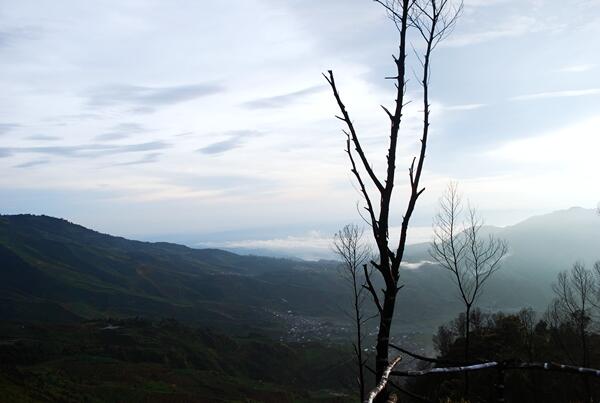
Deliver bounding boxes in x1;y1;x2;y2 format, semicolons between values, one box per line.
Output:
0;214;347;330
1;209;599;334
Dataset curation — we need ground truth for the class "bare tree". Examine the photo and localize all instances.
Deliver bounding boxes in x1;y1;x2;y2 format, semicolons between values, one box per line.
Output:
324;2;461;400
430;182;508;394
518;307;537;361
333;224;372;402
551;262;596;367
549;261;600;401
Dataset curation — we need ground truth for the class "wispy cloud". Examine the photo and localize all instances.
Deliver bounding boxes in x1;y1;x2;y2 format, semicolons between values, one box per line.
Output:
94;122;146;141
201;230;333;260
94;133;130;141
175;131;195;137
26;134;61;141
464;0;513;7
197;130;261;155
173;174;276;191
0;30;17;48
0;27;39;48
115;152;161;166
13;159;50;168
402;260;436;270
511;88;600;101
45;113;103;122
1;141;170;158
199;225;433;260
557;64;596;73
198;138;242;155
242;85;325;109
85;83;224;111
442;103;487;111
0;123;20;135
444;15;558;47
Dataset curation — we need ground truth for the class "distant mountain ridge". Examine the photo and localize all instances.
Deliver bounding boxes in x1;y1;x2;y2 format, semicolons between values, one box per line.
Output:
1;208;599;335
407;206;600;275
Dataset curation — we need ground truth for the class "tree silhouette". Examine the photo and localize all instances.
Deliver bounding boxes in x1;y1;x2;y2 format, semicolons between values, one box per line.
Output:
324;1;462;401
548;261;600;401
430;182;508;396
333;224;372;402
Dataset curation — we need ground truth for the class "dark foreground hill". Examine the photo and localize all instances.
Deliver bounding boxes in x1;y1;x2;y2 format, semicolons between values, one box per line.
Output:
0;318;354;402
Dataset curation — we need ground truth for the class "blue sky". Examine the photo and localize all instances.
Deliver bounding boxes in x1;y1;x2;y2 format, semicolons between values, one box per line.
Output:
1;0;599;257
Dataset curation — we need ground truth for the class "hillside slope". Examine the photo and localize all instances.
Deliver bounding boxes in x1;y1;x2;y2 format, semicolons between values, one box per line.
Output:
0;215;347;331
2;209;598;335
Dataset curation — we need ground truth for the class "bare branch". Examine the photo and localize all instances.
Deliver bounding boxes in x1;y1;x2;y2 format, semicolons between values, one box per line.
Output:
365;365;433;403
325;70;384;193
393;361;498;377
389;343;471;366
346;135;380;237
391;360;600;378
363;264;383;314
365;355;402;403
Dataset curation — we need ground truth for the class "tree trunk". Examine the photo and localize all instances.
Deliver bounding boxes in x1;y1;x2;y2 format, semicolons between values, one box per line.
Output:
354;279;365;402
580;323;592;402
495;367;505;403
374;288;397;403
464;304;471;398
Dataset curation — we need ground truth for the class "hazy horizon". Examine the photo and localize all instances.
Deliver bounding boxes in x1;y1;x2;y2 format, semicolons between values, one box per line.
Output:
148;206;598;260
1;0;599;249
4;205;594;261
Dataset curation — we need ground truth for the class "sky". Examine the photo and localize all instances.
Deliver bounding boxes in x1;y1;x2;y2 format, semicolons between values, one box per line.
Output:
1;0;599;258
